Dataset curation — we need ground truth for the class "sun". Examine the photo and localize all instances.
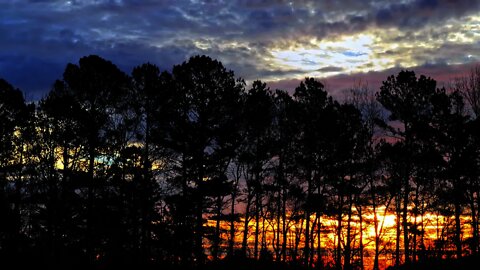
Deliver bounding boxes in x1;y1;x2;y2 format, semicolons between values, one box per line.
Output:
269;33;381;79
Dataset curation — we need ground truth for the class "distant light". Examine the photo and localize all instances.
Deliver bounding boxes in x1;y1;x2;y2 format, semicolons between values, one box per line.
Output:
269;34;377;79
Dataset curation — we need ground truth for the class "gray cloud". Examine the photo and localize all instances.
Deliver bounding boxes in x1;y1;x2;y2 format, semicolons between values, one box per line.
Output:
317;66;345;73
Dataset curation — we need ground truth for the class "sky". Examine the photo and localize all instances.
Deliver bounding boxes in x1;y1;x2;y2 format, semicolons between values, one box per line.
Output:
1;0;480;100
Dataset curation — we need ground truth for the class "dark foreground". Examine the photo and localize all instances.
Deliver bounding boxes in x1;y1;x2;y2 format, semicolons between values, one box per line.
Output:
1;252;479;270
387;255;480;270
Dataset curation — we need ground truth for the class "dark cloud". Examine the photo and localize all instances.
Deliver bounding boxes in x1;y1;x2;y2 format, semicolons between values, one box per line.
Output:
374;0;480;28
1;0;480;99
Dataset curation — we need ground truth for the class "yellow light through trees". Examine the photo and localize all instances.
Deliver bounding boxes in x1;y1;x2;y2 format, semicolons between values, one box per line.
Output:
205;207;473;269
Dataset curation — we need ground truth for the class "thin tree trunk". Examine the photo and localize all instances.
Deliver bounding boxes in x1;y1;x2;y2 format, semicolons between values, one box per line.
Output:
344;195;352;270
254;189;260;260
412;185;419;263
477;187;480;255
195;159;205;265
403;178;410;264
454;200;462;259
317;212;322;269
373;199;380;270
395;196;401;267
309;215;316;266
212;195;222;261
86;144;95;265
304;168;312;268
141;117;151;263
47;142;59;269
276;187;282;261
228;173;238;257
336;194;343;270
195;197;204;264
470;191;478;255
420;198;426;262
282;176;287;262
358;205;364;270
241;186;252;257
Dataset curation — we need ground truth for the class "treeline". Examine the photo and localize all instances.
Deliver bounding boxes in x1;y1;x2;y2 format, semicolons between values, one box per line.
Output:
0;55;479;270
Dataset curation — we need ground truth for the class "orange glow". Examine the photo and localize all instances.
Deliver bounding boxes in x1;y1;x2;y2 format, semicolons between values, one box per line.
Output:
204;206;474;270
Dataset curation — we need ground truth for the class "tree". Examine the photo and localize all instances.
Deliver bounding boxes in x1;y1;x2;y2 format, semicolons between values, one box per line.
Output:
455;65;480;117
236;80;275;259
38;79;87;268
293;78;329;268
164;55;244;265
377;70;442;264
271;88;299;262
347;82;386;270
433;90;472;259
454;66;480;255
56;55;130;264
131;63;174;264
0;79;29;263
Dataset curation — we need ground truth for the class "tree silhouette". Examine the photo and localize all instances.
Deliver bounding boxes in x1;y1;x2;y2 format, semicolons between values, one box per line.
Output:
377;71;442;265
293;78;329;268
237;80;274;259
0;79;29;265
57;55;130;265
0;56;479;270
163;55;244;265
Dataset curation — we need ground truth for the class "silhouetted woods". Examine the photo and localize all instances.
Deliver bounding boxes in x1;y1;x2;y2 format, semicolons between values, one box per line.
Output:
1;55;480;270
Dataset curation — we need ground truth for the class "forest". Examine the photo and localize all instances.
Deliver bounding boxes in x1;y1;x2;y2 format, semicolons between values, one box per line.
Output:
1;55;480;270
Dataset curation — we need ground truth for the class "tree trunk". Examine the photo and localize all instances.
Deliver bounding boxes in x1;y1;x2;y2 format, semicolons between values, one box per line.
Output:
358;205;364;270
344;195;352;270
141;120;151;263
412;186;419;263
317;213;322;269
373;201;380;270
254;189;260;260
241;186;252;257
195;161;205;265
86;144;95;265
419;198;426;262
336;194;343;270
276;188;282;261
304;168;312;268
395;196;401;267
454;200;462;259
403;178;410;264
470;191;478;255
212;195;222;261
282;185;287;262
228;178;237;257
309;215;316;266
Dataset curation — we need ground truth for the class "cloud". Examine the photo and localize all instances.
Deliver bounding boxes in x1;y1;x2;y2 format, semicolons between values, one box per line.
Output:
317;66;345;73
1;0;480;99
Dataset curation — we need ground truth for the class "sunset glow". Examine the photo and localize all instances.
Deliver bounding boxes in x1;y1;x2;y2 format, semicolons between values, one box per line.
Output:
205;206;474;269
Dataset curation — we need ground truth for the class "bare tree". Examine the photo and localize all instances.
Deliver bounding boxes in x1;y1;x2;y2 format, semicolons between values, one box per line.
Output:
455;65;480;117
